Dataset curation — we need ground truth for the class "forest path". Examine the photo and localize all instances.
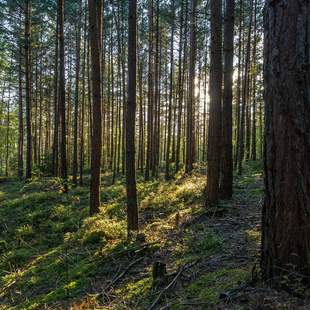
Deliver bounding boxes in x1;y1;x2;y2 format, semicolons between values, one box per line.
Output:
156;162;265;309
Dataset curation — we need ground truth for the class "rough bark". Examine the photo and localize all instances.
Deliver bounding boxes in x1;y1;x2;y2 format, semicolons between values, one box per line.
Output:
185;0;197;174
220;0;234;199
73;0;82;185
262;0;310;287
89;0;103;215
207;0;222;204
126;0;139;233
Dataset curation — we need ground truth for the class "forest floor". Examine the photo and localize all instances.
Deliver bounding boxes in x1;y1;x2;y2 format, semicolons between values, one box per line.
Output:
0;162;309;309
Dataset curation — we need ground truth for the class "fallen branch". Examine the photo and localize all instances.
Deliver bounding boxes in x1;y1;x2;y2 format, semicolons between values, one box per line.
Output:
107;256;144;289
97;256;145;301
148;261;198;310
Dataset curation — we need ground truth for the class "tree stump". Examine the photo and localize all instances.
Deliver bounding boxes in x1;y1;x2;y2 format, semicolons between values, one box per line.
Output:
152;261;167;288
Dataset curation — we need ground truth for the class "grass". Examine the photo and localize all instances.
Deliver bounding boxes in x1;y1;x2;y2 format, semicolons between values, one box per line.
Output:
0;162;263;309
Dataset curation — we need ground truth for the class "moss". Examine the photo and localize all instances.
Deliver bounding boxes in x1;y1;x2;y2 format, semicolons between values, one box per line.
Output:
16;224;34;240
0;161;263;309
115;276;152;304
182;268;250;307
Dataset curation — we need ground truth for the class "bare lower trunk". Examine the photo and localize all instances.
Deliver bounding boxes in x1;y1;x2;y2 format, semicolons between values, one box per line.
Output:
262;0;310;287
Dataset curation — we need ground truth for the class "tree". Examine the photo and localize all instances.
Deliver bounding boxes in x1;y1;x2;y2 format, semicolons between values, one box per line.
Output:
145;0;154;181
238;0;253;175
25;0;32;180
126;0;139;233
185;0;197;174
207;0;222;204
165;0;175;180
220;0;234;199
73;0;82;185
52;14;59;177
58;0;67;190
18;28;23;178
262;0;310;286
88;0;102;215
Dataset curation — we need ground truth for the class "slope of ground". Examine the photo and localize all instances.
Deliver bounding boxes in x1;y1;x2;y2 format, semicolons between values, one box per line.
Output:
0;162;308;309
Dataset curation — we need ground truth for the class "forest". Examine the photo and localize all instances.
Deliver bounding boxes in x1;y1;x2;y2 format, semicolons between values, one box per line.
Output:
0;0;309;309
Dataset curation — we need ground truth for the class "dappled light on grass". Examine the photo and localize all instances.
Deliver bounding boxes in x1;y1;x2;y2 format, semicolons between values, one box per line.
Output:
0;163;264;309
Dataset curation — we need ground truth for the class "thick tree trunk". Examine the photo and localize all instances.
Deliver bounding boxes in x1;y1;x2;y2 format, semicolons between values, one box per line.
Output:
89;0;103;215
207;0;222;204
262;0;310;287
126;0;139;233
220;0;234;199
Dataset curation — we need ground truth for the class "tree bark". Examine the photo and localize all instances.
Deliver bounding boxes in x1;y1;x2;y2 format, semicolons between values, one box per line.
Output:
207;0;222;204
126;0;139;233
185;0;197;174
145;0;154;181
89;0;103;215
18;29;24;178
262;0;310;287
220;0;234;199
73;0;82;185
25;0;32;179
58;0;67;190
165;0;175;180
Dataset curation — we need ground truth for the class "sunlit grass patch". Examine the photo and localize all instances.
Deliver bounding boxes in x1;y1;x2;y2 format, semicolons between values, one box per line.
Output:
115;276;152;304
180;267;250;307
74;216;126;245
0;161;263;309
175;229;224;264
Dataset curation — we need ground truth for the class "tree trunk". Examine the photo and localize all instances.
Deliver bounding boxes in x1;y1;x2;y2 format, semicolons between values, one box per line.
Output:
73;1;82;185
238;0;253;175
89;0;103;215
234;0;243;169
80;6;87;185
145;0;154;181
207;0;222;204
250;0;257;161
262;0;310;287
126;0;139;233
165;0;175;180
220;0;234;199
52;14;59;176
18;31;24;178
58;0;67;190
185;0;197;174
25;0;32;179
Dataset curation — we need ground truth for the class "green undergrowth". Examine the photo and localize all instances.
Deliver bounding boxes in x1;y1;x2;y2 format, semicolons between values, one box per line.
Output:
0;162;263;309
